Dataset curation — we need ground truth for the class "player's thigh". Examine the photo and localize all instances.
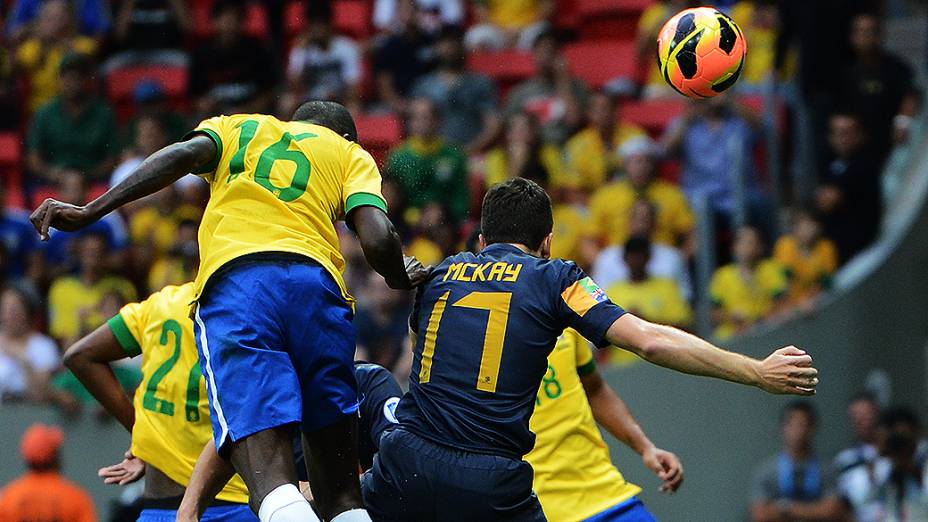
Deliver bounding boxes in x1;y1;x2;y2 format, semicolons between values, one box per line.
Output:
361;430;433;521
434;454;545;522
280;263;359;432
199;504;259;521
194;266;302;451
584;498;658;522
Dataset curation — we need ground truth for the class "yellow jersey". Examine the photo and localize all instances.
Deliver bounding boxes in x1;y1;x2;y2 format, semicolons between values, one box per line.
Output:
48;275;138;341
709;260;787;339
106;283;249;504
188;114;387;301
526;329;640;522
564;125;646;191
588;179;694;247
773;236;837;304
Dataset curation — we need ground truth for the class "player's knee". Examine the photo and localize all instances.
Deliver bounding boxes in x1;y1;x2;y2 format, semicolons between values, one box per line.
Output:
258;484;320;522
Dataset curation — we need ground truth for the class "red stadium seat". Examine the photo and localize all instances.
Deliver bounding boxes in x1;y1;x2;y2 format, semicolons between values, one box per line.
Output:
619;98;686;136
355;112;402;165
0;132;24;209
0;132;21;166
467;50;535;84
334;0;372;39
575;0;653;40
563;41;638;88
285;1;308;38
106;65;189;121
30;186;58;209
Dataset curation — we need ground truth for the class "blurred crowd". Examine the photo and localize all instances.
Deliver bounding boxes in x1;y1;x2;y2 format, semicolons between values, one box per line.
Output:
750;396;927;522
0;0;921;440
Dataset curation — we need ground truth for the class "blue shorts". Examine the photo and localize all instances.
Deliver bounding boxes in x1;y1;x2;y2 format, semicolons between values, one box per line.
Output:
362;428;546;522
194;255;359;452
138;504;256;521
584;497;657;522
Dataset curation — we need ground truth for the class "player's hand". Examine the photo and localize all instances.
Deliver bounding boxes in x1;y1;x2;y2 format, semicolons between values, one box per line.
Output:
404;255;431;288
29;198;94;240
756;346;818;395
642;447;683;493
98;450;145;485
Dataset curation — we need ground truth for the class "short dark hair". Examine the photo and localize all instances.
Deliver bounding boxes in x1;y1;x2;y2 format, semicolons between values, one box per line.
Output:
878;407;920;430
292;101;358;142
481;178;552;251
624;235;651;257
782;400;818;425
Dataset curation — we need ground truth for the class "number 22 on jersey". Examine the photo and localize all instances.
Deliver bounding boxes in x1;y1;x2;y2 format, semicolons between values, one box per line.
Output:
419;291;512;393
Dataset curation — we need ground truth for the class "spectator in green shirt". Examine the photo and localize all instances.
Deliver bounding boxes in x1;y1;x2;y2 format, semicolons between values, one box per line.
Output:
26;52;117;185
385;97;470;225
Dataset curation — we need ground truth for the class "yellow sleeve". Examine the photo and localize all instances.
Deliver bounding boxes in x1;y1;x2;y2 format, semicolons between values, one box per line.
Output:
185;115;230;179
570;330;597;377
107;298;149;358
343;143;387;216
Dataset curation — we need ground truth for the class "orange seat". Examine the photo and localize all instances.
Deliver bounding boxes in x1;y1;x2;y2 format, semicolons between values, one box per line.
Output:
563;41;638;88
619;98;686;136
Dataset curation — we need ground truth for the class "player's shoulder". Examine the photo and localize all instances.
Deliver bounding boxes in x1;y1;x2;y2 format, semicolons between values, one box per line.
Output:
353;362;394;386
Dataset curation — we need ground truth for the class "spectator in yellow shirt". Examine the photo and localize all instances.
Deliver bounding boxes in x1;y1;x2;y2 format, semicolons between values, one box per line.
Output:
47;233;137;348
730;0;795;90
484;111;564;189
465;0;554;50
710;225;788;339
637;0;692;98
550;182;595;269
588;136;694;248
406;204;459;267
773;209;838;307
564;91;646;191
14;0;97;113
147;218;200;293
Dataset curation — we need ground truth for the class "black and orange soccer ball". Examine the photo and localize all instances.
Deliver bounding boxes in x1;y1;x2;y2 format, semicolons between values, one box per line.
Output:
657;6;747;98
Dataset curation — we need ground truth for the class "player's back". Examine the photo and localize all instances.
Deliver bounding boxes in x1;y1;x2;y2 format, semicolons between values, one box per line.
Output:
397;243;624;459
188;113;385;300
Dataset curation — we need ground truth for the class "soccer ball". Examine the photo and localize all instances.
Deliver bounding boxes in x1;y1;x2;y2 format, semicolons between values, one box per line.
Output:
656;6;747;98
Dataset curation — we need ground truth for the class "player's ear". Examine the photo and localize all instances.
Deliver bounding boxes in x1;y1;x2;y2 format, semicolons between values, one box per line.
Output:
540;233;553;259
478;234;487;250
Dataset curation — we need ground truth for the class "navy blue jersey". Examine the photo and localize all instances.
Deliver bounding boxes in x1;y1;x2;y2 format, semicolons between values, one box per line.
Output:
355;362;403;469
396;243;625;458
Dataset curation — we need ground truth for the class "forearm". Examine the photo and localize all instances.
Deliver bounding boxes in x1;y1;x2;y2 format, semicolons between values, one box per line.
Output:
751;503;785;522
84;137;213;221
351;207;410;289
64;355;135;431
607;315;761;388
786;498;844;521
587;382;654;455
180;440;236;519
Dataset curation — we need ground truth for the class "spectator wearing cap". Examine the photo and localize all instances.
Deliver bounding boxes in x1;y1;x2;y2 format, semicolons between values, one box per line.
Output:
587;136;693;250
7;0;109;42
122;79;190;151
563;91;646;191
189;0;278;116
464;0;553;51
0;285;60;403
0;424;96;522
14;0;97;113
506;29;588;145
26;52;117;186
282;1;361;114
411;26;500;153
592;199;692;300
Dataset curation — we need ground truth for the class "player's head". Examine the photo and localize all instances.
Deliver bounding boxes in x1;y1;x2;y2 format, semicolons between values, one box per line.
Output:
780;400;817;451
480;178;553;258
20;423;64;472
847;391;880;443
292;100;358;142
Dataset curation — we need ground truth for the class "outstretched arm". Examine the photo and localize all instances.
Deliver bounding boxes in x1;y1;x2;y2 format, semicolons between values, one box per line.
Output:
581;368;683;493
605;314;818;395
348;206;429;290
177;439;236;522
63;324;136;432
30;136;216;240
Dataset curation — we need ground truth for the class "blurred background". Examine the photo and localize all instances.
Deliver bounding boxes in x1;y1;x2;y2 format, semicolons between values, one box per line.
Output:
0;0;926;520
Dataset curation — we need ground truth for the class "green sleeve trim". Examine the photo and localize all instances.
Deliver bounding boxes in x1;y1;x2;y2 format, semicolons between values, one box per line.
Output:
577;360;597;377
107;314;141;357
346;192;388;215
183;128;223;175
